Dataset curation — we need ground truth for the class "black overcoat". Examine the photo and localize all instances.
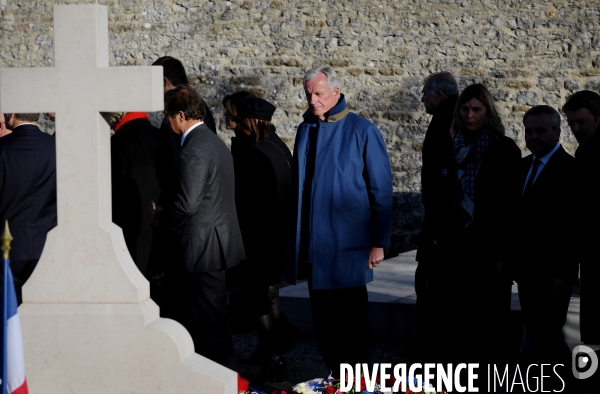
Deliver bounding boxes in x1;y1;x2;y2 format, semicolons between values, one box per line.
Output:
230;128;292;286
0;124;57;262
575;131;600;343
417;95;458;266
446;135;522;276
110;117;161;275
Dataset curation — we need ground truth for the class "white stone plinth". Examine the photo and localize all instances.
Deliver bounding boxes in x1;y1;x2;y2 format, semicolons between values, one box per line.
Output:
20;302;237;393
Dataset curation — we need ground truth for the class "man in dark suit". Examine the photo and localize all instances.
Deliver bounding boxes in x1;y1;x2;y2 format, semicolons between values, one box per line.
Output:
149;56;217;308
563;90;600;346
152;56;216;201
513;105;578;366
152;85;244;369
415;72;459;361
0;112;57;304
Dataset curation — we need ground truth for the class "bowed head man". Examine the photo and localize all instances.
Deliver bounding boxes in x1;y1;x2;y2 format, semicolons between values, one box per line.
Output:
288;65;393;376
152;85;244;368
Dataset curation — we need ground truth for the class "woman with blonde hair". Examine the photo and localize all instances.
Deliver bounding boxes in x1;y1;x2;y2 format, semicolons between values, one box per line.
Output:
444;83;521;363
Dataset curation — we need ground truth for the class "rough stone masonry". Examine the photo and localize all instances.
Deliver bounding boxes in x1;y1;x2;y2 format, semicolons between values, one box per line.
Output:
1;0;599;255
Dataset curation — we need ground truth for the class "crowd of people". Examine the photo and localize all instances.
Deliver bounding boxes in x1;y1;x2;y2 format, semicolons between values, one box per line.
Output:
1;59;599;388
416;72;600;385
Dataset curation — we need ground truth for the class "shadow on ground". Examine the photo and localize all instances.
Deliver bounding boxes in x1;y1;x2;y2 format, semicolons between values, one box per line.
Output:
232;330;414;392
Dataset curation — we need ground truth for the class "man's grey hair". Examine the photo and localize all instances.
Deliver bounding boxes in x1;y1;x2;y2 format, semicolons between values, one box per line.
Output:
523;105;561;129
303;66;341;92
425;72;459;97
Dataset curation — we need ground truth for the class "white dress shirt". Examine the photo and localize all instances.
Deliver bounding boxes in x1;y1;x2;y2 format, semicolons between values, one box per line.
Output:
181;121;204;146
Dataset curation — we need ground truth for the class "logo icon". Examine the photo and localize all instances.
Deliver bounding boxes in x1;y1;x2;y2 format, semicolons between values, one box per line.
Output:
572;345;599;379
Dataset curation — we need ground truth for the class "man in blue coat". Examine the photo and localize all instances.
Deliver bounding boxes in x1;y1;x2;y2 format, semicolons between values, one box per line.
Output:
288;66;393;376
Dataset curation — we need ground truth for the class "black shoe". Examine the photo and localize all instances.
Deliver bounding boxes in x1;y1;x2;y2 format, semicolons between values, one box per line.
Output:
251;354;287;383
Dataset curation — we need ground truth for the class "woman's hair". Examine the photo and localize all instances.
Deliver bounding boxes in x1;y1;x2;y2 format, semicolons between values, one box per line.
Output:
222;91;256;120
451;83;505;139
236;117;274;142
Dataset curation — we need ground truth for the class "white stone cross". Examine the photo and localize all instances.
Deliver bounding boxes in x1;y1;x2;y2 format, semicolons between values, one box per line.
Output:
0;4;162;303
0;5;237;392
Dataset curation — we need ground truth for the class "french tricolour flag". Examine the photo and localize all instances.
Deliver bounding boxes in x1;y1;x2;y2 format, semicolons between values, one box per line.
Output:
2;262;28;394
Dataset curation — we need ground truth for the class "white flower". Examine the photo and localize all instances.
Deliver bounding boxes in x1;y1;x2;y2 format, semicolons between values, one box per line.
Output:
423;384;439;394
292;382;317;394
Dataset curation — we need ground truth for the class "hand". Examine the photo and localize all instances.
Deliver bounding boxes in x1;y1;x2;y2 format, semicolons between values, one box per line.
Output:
149;200;163;227
368;247;384;270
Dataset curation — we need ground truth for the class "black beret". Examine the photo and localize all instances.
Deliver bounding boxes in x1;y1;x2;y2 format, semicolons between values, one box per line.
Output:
234;97;276;121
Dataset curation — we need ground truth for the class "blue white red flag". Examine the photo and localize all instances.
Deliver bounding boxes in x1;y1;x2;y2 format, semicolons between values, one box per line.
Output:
2;262;28;394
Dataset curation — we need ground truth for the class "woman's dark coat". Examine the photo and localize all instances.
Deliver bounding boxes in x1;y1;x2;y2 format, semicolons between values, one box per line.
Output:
445;134;522;277
231;128;293;286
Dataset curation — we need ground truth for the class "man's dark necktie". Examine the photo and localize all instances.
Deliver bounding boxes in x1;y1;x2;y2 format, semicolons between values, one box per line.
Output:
522;157;542;197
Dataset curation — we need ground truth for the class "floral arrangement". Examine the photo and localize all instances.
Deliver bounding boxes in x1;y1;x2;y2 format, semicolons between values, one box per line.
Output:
290;374;446;394
238;375;289;394
237;373;447;394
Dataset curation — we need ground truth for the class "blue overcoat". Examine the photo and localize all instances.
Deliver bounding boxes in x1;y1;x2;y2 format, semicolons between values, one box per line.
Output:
287;95;393;289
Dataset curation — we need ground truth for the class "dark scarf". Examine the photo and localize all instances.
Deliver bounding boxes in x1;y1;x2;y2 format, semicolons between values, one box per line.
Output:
454;128;493;227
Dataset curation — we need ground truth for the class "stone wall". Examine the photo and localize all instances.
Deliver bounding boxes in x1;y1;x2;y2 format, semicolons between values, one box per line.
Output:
2;0;599;256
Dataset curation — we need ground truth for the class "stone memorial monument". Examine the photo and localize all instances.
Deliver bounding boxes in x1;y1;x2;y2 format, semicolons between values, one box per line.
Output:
0;5;237;393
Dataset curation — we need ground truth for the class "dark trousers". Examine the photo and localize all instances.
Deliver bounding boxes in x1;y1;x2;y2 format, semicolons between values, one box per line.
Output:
166;269;236;369
307;266;371;377
448;272;512;364
415;262;455;362
518;278;573;364
10;259;38;305
580;260;600;344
